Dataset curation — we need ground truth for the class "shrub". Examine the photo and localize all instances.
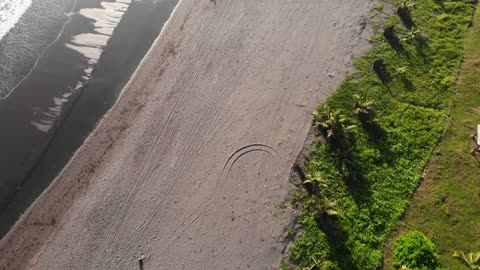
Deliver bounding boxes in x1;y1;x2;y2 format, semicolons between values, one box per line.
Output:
353;94;377;126
313;106;357;167
290;217;333;267
393;231;440;270
373;4;384;12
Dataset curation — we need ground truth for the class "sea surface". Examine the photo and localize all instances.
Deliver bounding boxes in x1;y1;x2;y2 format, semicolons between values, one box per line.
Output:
0;0;178;238
0;0;32;41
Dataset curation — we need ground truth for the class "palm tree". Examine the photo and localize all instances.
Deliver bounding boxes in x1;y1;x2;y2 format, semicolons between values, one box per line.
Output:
353;94;377;126
303;256;320;270
400;27;421;44
452;251;480;269
313;105;331;135
394;66;409;76
399;0;415;9
313;106;357;164
304;171;328;193
314;107;356;141
312;196;339;223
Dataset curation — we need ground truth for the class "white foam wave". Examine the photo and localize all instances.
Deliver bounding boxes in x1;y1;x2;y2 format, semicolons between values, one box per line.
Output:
0;0;32;41
68;1;130;65
32;0;131;133
71;33;110;47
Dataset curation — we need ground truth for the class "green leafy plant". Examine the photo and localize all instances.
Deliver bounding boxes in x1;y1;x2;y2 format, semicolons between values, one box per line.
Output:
452;251;480;269
393;231;440;270
303;258;340;270
313;106;357;165
353;94;377;125
304;171;328;193
400;27;422;43
399;0;415;9
394;66;409;76
373;3;384;12
290;217;335;268
310;196;339;222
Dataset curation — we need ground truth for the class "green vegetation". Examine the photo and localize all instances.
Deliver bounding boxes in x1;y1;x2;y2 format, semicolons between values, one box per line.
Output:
353;94;377;126
452;251;480;269
392;230;440;270
373;3;385;12
283;0;478;269
384;3;480;269
313;106;357;171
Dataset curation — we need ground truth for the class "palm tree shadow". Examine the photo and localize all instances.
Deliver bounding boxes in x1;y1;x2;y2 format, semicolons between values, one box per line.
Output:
345;124;395;204
344;167;372;205
364;123;395;164
320;221;356;269
415;35;430;59
401;75;415;91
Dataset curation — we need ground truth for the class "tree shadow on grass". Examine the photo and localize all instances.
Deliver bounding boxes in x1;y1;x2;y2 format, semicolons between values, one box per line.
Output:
318;220;356;269
344;123;397;205
415;36;430;60
364;123;395;165
434;0;445;10
344;167;373;206
401;75;415;91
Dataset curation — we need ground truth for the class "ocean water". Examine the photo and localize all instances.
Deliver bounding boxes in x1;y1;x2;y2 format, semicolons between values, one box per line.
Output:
0;0;74;99
0;0;32;41
0;0;133;108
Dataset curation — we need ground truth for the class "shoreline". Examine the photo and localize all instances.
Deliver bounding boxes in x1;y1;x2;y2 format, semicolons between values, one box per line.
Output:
0;0;179;238
0;0;375;269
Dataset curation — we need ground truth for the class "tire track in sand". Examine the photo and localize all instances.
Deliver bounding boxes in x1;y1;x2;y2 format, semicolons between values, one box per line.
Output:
156;143;279;256
90;1;252;266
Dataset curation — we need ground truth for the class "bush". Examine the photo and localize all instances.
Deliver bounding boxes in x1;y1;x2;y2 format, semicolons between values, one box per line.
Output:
290;217;332;267
393;231;440;270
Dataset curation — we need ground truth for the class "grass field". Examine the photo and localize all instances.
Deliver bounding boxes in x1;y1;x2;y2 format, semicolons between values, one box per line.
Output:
383;2;480;269
282;1;478;269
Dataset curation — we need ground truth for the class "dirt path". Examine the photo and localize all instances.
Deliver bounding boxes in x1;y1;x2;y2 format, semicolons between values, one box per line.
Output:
0;0;375;269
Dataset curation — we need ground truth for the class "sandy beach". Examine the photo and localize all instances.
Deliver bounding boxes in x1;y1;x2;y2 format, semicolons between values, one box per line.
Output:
0;0;375;269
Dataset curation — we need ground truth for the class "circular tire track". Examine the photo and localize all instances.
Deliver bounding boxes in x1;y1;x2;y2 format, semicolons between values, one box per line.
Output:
157;143;279;255
219;143;279;183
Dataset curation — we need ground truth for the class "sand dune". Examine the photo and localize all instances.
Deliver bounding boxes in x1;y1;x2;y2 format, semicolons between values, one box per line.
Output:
0;0;375;269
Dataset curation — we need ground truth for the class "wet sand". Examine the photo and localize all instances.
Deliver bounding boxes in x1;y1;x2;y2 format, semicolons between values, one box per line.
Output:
0;0;376;269
0;0;178;238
